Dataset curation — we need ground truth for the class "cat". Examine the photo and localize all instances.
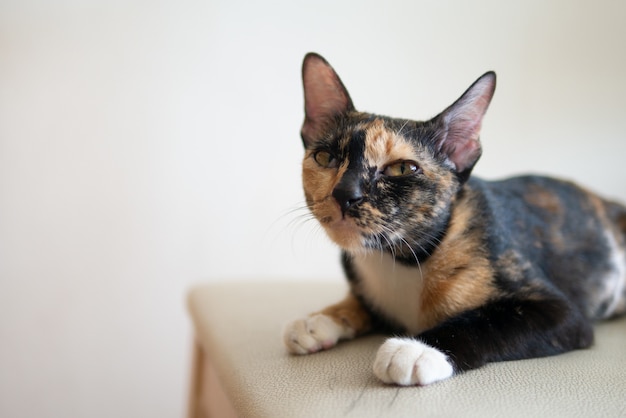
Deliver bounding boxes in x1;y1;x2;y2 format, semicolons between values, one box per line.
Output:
283;52;626;386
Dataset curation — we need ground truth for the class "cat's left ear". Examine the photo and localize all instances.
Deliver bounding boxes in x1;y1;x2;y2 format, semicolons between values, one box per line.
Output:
436;71;496;180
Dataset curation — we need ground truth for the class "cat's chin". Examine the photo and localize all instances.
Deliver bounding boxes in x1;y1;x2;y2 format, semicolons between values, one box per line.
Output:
322;217;367;252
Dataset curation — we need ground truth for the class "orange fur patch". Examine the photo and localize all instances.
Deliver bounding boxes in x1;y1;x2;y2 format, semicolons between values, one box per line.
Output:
317;292;372;335
524;184;563;215
363;119;418;167
417;192;496;330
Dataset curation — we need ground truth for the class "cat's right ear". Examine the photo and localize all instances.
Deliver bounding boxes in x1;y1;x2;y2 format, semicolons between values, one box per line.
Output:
301;53;355;147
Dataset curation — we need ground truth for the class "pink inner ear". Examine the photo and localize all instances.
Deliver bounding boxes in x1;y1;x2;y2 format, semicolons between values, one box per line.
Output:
443;124;482;173
440;73;495;173
301;55;353;144
304;64;347;120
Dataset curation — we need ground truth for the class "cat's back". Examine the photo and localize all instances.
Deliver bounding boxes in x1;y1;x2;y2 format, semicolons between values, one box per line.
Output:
469;174;626;238
470;174;612;211
466;174;626;319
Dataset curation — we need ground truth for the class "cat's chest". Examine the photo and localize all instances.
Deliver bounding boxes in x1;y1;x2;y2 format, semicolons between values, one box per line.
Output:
352;252;425;334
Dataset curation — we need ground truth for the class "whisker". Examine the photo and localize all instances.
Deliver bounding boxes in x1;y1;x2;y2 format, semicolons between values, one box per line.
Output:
265;200;333;256
395;119;411;137
263;203;308;242
376;230;395;267
399;237;423;279
373;220;449;280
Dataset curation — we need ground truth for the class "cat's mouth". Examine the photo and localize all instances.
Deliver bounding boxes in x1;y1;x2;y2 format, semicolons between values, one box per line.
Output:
313;200;378;252
310;195;382;252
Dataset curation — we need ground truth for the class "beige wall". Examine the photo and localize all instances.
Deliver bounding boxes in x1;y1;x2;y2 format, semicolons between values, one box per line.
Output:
1;1;625;417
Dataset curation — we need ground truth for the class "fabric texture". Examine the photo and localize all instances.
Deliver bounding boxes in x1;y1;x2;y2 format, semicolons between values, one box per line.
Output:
187;281;626;418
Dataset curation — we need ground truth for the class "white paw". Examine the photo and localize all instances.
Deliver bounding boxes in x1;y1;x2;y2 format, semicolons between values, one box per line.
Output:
373;337;454;386
283;314;353;355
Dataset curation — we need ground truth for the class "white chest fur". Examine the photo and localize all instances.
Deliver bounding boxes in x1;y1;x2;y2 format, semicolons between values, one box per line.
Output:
352;252;425;334
598;229;626;318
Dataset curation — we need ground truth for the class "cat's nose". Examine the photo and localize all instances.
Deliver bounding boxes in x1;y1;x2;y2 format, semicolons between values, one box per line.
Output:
332;173;364;215
332;186;364;215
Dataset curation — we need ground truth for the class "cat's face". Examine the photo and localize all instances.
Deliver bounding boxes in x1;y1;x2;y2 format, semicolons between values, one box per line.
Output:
300;53;495;258
302;115;458;256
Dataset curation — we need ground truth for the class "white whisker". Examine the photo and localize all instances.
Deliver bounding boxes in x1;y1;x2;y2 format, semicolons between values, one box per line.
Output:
396;119;410;137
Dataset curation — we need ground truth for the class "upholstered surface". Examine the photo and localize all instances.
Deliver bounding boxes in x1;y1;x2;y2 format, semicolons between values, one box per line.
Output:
187;281;626;418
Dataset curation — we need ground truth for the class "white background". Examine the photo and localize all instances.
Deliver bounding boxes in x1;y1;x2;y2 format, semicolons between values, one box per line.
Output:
1;1;625;417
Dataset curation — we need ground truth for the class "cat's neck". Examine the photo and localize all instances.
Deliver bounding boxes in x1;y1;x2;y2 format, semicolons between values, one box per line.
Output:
348;184;495;332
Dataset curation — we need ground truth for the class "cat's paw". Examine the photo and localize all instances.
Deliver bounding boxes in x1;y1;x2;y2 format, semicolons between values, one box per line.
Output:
373;337;454;386
283;314;352;355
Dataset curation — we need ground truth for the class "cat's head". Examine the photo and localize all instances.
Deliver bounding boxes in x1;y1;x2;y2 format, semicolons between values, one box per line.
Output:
300;53;495;259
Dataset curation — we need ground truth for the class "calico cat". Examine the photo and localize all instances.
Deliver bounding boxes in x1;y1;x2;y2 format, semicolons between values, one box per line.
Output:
283;53;626;386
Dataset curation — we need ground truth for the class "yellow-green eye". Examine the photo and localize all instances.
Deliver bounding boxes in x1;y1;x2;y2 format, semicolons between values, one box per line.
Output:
383;161;419;177
313;151;337;168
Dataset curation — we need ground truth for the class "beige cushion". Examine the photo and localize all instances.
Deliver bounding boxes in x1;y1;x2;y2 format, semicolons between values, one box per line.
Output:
187;281;626;417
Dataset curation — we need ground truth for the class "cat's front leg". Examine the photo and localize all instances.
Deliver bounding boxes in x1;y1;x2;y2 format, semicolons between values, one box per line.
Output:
283;293;371;355
373;296;593;386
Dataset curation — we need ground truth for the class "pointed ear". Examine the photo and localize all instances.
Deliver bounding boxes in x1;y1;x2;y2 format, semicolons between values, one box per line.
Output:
437;71;496;180
301;53;355;147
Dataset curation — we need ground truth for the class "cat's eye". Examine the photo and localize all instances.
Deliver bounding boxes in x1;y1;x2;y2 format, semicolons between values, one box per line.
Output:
383;160;419;177
313;151;338;168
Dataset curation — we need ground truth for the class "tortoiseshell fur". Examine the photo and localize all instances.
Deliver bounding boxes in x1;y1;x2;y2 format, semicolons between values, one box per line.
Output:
284;53;626;386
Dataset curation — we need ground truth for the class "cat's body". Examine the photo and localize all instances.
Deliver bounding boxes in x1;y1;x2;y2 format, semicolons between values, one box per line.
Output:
283;53;626;386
